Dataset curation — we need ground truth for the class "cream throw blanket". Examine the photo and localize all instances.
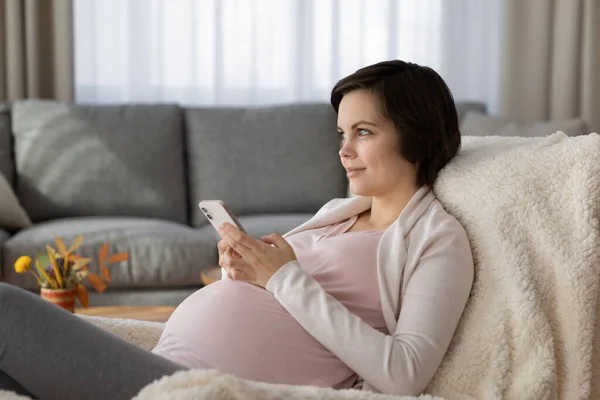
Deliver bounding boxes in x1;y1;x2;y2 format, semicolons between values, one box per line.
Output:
427;132;600;400
1;132;599;400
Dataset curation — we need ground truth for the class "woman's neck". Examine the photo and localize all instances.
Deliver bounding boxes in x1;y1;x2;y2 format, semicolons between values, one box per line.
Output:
367;183;422;230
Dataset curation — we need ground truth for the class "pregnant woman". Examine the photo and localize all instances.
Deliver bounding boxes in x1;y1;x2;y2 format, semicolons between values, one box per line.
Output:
0;60;474;399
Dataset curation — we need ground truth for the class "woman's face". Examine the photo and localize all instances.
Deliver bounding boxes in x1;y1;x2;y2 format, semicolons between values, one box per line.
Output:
337;89;417;197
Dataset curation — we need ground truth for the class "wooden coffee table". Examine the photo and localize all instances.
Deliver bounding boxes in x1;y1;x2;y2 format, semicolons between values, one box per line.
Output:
76;268;223;322
76;306;176;322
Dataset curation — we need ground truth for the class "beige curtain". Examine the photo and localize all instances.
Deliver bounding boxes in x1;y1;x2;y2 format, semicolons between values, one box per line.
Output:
498;0;600;133
0;0;73;101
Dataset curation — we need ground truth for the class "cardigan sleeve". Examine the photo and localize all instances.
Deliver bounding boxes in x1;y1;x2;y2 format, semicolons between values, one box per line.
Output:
265;215;474;396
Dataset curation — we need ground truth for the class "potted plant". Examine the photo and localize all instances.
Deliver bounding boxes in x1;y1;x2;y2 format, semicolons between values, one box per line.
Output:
14;235;129;312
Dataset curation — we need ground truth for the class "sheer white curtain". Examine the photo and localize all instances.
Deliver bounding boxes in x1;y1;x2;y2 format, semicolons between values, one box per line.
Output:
74;0;502;112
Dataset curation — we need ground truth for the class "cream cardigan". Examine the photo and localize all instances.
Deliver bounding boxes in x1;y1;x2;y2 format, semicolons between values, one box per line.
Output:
225;186;474;396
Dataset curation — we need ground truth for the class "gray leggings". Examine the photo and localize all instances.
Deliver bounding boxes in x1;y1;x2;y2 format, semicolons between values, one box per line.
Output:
0;282;187;399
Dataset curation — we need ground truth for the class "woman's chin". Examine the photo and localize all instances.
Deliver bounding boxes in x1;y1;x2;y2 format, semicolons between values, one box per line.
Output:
349;184;370;197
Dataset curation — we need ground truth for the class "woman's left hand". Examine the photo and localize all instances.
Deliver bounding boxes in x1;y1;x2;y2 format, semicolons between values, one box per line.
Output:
218;223;297;288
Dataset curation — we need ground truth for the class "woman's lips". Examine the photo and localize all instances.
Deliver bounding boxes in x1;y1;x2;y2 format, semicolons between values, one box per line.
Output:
346;168;366;177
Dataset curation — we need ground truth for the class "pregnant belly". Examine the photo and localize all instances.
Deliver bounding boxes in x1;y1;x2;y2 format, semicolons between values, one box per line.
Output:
152;279;356;388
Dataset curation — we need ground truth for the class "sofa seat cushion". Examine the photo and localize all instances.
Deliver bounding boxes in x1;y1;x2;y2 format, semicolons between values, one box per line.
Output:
2;218;218;290
197;214;314;242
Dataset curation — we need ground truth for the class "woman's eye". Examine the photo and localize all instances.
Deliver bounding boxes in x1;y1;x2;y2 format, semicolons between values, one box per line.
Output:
358;128;372;136
338;131;346;139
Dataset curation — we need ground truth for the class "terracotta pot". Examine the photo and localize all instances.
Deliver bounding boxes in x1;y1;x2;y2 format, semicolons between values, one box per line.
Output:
40;287;77;312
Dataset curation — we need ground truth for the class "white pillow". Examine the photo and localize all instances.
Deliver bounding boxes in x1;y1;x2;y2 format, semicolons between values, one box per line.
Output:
0;172;32;230
461;111;588;137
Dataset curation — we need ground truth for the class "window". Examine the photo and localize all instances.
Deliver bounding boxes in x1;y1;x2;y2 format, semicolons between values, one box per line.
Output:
74;0;445;106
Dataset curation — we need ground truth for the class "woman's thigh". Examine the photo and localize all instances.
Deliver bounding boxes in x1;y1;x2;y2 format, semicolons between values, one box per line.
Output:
0;283;187;400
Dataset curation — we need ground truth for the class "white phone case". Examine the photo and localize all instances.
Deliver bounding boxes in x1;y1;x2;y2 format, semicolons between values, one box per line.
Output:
198;200;246;235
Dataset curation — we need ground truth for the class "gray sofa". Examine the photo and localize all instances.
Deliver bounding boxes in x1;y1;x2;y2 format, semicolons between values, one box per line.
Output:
0;99;485;306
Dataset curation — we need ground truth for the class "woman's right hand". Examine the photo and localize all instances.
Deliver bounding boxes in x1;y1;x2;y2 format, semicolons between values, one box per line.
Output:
218;239;250;279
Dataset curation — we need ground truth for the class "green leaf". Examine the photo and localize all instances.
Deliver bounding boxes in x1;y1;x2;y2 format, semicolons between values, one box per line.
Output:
36;251;50;270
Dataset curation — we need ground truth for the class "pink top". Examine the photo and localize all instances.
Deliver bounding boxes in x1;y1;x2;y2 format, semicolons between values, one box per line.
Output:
152;215;385;388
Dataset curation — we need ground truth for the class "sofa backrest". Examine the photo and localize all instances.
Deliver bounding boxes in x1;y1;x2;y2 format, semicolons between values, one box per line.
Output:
184;104;347;227
0;103;14;187
11;100;188;223
456;101;487;124
5;100;488;227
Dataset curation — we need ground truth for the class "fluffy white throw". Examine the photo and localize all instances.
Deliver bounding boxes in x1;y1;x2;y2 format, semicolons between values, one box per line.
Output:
427;133;600;399
2;132;599;400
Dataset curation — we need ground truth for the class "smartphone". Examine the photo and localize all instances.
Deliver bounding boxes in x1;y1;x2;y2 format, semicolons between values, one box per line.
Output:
198;200;247;235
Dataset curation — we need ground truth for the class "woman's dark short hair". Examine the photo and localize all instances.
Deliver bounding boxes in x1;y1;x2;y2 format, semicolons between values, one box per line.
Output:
331;60;460;187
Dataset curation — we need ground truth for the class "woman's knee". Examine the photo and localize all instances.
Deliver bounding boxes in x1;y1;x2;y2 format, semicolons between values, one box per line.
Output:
0;283;27;310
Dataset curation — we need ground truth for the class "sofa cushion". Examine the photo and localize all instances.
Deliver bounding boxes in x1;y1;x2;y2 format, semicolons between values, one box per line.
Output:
197;213;314;242
0;228;10;280
12;100;188;223
2;218;218;290
460;111;588;137
0;103;13;187
84;288;200;307
185;104;347;227
0;229;9;244
456;102;487;124
237;214;314;238
0;170;31;231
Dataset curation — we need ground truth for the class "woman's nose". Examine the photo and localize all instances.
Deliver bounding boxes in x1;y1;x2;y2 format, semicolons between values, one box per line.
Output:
339;140;355;158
